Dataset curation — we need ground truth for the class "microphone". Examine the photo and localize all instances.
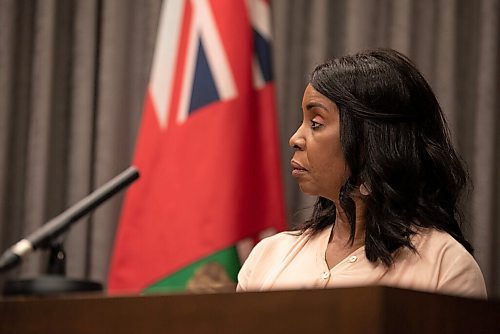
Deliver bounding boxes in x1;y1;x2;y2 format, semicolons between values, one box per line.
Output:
0;166;140;272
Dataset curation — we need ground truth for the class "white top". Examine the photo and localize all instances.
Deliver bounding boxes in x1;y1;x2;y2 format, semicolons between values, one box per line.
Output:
237;226;487;299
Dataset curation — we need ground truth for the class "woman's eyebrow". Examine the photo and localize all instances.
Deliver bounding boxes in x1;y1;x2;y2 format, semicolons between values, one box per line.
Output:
305;102;329;112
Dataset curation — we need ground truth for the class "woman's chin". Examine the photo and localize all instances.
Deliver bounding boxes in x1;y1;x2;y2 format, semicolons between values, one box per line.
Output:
297;183;337;201
297;183;319;196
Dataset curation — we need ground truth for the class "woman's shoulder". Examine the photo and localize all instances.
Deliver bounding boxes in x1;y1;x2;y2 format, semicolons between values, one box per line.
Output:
253;230;304;250
241;230;305;268
413;227;473;256
412;227;487;298
236;228;320;291
411;227;479;268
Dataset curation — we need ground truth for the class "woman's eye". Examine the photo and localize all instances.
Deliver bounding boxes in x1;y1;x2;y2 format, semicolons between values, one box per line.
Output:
310;120;322;129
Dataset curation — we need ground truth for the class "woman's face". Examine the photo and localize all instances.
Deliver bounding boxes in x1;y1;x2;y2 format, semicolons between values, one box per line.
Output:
289;84;349;202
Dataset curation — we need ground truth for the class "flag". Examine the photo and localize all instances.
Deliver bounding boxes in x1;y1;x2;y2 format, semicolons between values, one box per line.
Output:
108;0;285;293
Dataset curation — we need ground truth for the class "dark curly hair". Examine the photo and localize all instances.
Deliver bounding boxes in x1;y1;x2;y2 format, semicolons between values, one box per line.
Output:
296;48;472;266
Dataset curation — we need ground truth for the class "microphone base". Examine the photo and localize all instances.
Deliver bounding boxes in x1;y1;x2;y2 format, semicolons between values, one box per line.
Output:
3;275;103;297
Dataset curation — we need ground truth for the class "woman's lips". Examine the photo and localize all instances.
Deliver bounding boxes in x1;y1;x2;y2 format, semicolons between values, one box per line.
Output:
291;160;308;176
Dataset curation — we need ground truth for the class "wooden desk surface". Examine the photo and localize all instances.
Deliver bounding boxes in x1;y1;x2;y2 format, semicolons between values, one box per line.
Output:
0;286;498;334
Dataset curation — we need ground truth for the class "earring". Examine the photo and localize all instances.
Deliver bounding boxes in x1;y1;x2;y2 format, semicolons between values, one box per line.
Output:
359;183;370;196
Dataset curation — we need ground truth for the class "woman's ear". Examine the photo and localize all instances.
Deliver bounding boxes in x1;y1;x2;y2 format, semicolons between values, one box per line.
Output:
359;183;370;196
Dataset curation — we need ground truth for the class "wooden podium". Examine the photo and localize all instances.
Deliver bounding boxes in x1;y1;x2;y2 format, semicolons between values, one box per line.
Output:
0;286;498;333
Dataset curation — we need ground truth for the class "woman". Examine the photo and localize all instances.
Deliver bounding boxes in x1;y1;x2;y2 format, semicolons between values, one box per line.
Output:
237;49;487;298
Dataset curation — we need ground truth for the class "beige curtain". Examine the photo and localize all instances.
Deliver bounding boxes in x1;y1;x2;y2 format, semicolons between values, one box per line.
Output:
0;0;498;297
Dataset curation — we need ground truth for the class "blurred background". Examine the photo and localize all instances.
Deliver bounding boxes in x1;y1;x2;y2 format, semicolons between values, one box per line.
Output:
0;0;499;297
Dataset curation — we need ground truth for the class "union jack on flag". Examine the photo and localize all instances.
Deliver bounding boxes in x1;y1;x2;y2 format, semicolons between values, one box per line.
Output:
150;0;274;127
109;0;285;293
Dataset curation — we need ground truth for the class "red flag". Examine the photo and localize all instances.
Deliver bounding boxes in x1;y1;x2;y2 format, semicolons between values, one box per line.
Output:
108;0;285;293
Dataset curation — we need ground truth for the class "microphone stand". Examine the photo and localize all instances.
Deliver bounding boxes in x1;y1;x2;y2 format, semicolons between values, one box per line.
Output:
1;166;140;296
3;241;103;296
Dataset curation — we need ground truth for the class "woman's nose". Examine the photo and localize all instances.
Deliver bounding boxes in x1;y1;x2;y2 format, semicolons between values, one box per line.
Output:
289;126;305;150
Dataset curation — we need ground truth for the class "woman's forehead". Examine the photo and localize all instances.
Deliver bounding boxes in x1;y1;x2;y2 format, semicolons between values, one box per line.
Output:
302;84;338;112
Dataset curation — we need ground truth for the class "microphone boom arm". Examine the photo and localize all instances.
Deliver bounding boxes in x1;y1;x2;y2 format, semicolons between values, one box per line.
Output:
0;166;140;272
